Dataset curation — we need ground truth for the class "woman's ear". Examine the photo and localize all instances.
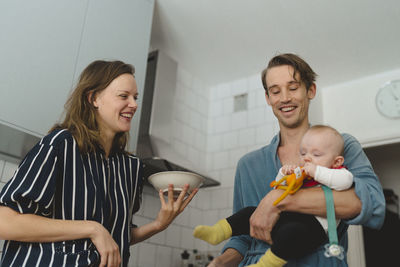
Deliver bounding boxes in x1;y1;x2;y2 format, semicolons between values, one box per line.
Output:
87;91;98;108
332;156;344;168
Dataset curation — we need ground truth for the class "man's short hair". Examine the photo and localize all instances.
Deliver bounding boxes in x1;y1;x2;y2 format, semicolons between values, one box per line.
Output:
261;53;317;95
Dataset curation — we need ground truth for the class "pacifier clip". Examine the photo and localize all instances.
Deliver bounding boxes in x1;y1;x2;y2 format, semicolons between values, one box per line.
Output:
322;185;345;260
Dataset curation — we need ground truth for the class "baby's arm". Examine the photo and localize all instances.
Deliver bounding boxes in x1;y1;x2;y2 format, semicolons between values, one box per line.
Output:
275;165;297;183
303;163;353;190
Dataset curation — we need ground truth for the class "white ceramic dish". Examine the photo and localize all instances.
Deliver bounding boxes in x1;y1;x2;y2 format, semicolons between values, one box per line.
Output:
148;171;204;197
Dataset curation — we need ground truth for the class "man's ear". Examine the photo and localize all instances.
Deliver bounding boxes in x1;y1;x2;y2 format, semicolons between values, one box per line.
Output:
265;91;271;106
307;83;316;100
332;156;344;168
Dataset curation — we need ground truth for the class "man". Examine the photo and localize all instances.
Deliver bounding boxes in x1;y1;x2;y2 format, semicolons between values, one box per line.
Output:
208;53;385;266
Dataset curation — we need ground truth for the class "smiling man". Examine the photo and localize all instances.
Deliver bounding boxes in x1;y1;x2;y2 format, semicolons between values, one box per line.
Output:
208;53;385;267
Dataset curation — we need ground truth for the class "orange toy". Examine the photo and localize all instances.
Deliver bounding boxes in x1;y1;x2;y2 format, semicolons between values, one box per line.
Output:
270;167;310;205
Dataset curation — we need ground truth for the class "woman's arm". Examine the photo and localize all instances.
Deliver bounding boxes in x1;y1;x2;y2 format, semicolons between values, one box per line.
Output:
0;205;98;242
130;184;198;244
0;205;121;267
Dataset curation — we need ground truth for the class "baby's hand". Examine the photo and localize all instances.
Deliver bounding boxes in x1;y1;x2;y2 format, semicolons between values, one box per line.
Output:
302;162;317;177
281;165;297;175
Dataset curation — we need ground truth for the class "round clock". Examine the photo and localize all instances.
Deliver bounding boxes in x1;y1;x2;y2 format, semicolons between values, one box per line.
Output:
375;79;400;119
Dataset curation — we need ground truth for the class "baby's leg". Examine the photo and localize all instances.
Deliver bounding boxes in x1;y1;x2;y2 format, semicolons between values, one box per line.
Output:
226;206;256;236
271;212;327;259
247;212;327;267
193;206;256;245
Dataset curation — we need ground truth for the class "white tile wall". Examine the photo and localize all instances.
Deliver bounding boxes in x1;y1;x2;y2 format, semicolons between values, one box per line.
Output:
165;224;181;248
155;246;173;267
231;111;248;131
0;236;4;255
137;242;157;267
0;159;4;178
1;161;18;183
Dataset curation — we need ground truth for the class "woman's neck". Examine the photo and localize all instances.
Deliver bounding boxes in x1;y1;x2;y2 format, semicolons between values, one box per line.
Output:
100;131;114;158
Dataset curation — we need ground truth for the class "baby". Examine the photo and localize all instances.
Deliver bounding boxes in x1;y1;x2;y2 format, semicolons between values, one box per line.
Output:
193;125;353;267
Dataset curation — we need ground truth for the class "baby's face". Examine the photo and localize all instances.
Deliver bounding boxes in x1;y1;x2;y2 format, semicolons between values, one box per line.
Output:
299;130;338;168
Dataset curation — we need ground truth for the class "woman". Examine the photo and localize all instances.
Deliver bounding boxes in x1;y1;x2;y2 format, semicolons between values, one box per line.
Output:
0;60;198;267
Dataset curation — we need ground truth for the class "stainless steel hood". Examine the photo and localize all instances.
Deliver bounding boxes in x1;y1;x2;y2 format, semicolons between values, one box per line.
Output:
137;51;219;188
0;122;41;163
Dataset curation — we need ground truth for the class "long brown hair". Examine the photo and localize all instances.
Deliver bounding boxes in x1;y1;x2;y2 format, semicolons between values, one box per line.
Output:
50;60;135;154
261;53;317;96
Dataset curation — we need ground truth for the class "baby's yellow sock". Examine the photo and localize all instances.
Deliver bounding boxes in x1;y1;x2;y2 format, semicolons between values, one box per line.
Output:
246;249;287;267
193;219;232;245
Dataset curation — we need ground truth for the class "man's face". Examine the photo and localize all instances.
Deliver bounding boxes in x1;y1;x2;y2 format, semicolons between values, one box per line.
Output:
265;65;315;129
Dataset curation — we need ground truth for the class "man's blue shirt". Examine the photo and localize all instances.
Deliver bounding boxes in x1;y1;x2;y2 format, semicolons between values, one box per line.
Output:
222;133;385;266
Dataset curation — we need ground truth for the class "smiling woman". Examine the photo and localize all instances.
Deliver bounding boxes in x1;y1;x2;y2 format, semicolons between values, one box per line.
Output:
90;73;139;156
0;60;198;267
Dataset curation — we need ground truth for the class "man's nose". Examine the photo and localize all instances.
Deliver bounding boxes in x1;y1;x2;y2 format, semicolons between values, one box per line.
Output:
280;89;291;102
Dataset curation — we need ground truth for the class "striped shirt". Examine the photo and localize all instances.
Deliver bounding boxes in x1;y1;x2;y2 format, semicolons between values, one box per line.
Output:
0;129;143;267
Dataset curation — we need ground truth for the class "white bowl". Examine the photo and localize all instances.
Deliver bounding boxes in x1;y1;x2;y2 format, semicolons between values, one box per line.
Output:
148;171;204;197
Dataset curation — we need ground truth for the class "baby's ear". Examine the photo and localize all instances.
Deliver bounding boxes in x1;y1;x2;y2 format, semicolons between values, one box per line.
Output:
332;156;344;168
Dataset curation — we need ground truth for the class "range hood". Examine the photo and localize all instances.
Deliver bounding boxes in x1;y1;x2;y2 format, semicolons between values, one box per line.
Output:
0;122;40;163
137;51;219;188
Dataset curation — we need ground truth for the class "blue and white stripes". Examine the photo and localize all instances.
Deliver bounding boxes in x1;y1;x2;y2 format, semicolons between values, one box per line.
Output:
0;129;143;267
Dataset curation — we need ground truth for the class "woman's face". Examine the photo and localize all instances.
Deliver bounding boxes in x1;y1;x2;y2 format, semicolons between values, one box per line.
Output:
93;73;138;139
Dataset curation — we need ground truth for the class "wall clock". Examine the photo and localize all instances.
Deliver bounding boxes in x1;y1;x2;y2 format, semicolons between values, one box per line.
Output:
375;80;400;119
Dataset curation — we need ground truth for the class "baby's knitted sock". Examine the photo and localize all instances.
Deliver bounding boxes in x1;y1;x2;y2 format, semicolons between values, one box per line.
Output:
193;219;232;245
246;249;287;267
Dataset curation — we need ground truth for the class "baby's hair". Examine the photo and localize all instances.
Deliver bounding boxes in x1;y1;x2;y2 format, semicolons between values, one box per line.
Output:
308;125;344;155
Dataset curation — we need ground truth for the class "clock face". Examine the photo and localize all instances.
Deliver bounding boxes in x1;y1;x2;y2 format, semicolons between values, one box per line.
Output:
375;80;400;119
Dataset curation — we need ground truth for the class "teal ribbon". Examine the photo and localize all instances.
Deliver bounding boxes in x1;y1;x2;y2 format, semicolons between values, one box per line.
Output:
322;185;338;244
322;185;344;259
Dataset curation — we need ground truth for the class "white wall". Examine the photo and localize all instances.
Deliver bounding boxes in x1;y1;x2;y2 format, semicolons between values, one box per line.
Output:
321;69;400;147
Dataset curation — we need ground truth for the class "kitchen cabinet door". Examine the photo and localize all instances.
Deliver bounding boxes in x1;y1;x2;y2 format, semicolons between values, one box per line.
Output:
0;1;87;136
0;0;155;150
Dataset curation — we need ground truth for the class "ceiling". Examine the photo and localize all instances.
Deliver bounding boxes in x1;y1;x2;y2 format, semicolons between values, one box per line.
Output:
150;0;400;88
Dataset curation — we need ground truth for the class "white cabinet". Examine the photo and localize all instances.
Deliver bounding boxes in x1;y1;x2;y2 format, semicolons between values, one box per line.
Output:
0;1;87;136
0;0;155;152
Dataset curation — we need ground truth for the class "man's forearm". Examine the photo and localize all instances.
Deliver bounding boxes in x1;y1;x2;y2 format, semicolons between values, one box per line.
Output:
276;187;361;219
